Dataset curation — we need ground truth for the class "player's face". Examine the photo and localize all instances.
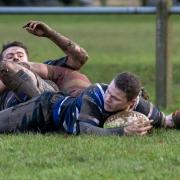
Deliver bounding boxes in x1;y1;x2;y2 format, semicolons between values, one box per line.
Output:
2;46;28;63
104;80;134;112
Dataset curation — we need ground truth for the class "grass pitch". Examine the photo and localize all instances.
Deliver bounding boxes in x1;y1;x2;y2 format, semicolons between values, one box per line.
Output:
0;14;180;179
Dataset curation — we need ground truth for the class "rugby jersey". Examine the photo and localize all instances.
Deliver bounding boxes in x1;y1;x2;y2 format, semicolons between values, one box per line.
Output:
52;83;165;134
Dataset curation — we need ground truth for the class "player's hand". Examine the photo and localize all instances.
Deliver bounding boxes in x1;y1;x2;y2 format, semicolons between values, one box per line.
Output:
17;61;31;70
124;120;152;136
23;21;52;37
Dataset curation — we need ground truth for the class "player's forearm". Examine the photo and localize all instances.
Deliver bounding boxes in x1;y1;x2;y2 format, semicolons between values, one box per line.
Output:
27;62;53;80
79;121;124;136
46;30;88;69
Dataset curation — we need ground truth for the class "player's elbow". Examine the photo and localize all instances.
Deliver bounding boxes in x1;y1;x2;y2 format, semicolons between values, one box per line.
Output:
76;48;89;70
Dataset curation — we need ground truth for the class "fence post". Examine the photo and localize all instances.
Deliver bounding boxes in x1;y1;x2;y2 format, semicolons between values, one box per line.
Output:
156;0;171;108
100;0;107;6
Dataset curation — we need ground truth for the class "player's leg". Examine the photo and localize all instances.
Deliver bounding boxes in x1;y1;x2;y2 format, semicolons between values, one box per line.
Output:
0;92;54;133
0;61;59;99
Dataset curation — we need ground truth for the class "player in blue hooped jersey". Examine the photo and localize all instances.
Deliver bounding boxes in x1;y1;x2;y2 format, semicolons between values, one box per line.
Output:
0;72;179;136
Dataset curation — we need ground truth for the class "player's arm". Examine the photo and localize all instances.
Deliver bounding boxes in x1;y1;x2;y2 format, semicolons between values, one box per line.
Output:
134;97;166;127
79;121;152;136
17;61;64;81
23;21;88;70
16;61;51;80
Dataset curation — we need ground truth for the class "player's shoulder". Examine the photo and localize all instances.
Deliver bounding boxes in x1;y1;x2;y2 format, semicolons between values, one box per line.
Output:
96;83;108;92
82;83;107;105
85;83;108;94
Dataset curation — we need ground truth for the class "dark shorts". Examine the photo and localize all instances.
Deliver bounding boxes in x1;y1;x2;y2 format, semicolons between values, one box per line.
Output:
0;92;60;133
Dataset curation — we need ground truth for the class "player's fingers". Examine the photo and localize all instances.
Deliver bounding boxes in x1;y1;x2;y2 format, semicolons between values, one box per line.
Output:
135;120;152;127
23;20;36;28
30;22;38;30
124;126;148;136
23;21;32;28
26;21;37;30
30;21;44;30
129;124;151;133
139;131;148;136
25;21;34;28
138;125;152;132
141;121;152;126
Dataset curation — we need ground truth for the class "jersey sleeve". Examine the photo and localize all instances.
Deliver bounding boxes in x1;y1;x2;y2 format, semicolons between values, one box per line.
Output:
43;56;75;70
134;97;165;128
78;85;104;127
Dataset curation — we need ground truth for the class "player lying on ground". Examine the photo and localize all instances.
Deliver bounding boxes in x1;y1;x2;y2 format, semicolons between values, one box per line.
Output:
0;72;179;136
0;21;91;110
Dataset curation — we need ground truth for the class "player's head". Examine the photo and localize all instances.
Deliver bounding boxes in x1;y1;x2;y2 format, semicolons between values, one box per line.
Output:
0;41;29;63
104;72;141;112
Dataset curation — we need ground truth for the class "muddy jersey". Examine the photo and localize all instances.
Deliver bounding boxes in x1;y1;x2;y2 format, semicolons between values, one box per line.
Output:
52;83;164;134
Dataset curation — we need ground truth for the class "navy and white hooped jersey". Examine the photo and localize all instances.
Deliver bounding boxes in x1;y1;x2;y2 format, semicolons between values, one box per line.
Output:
52;83;108;134
44;56;75;70
78;83;140;127
52;83;165;134
44;56;67;66
78;83;110;126
0;91;28;110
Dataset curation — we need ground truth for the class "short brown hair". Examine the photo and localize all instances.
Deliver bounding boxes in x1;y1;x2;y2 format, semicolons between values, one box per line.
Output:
114;72;141;101
0;41;29;60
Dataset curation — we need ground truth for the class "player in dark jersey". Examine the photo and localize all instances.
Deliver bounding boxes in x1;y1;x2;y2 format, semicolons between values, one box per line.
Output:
0;72;178;136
